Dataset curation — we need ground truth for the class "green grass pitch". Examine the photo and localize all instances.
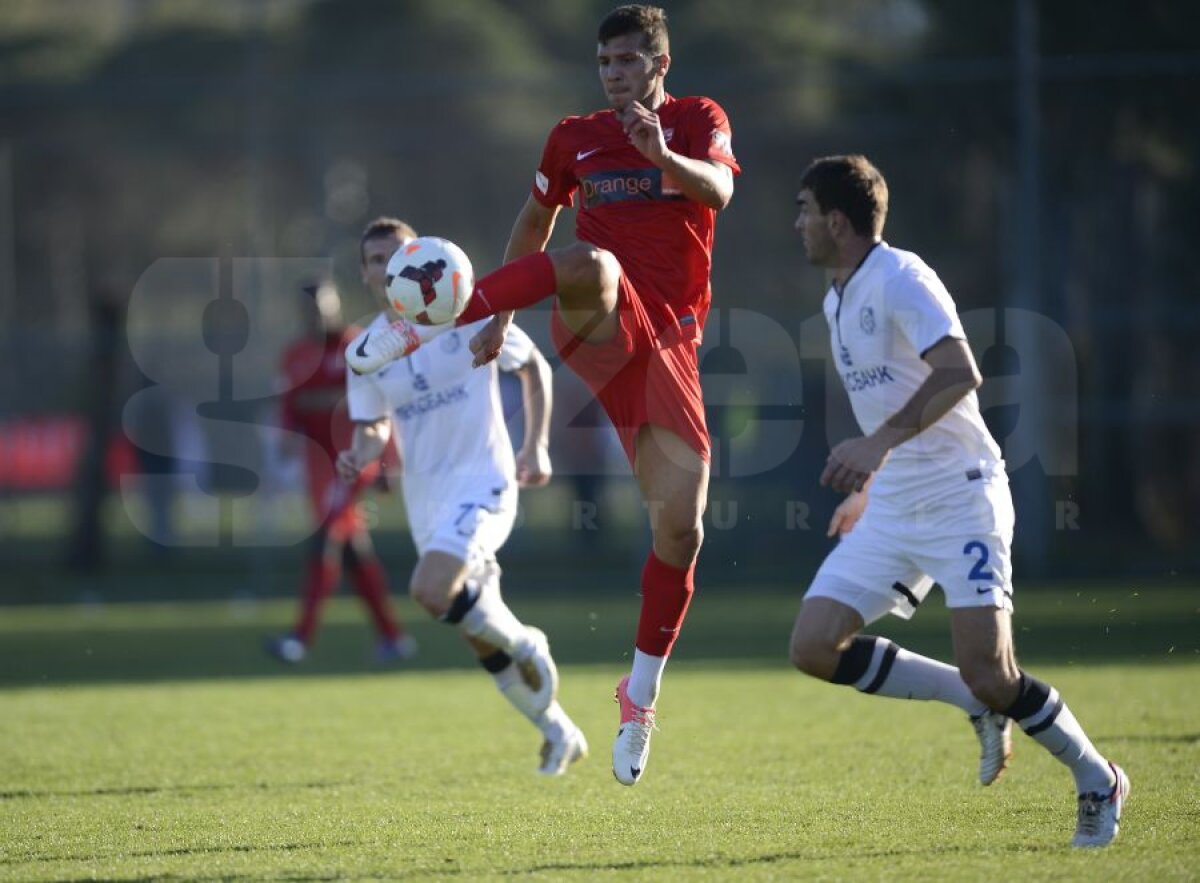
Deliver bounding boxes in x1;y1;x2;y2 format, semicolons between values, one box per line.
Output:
1;584;1197;881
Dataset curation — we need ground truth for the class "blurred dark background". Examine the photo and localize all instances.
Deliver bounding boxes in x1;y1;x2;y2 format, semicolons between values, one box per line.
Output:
1;0;1198;604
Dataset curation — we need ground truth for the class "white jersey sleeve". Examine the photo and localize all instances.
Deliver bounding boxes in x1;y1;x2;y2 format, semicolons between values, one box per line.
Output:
886;268;966;358
496;322;536;373
346;366;389;422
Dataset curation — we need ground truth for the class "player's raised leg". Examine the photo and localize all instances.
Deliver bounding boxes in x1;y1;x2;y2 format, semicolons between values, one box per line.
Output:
350;239;623;374
462;239;624;371
610;424;706;786
950;608;1127;847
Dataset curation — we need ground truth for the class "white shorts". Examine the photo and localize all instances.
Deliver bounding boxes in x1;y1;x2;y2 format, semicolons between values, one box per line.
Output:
405;481;518;572
806;475;1015;625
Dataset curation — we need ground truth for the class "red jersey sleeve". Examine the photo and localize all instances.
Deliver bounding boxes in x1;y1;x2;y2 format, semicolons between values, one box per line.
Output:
681;97;740;174
531;120;578;209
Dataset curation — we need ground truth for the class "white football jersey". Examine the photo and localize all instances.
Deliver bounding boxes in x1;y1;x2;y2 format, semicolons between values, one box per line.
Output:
346;314;535;533
823;242;1003;511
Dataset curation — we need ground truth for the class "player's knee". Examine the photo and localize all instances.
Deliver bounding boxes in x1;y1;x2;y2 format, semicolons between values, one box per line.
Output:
408;574;452;619
788;633;837;679
555;243;619;295
656;517;703;563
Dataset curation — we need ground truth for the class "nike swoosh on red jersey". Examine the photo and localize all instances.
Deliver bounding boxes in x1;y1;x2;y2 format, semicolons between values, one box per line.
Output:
576;147;602;161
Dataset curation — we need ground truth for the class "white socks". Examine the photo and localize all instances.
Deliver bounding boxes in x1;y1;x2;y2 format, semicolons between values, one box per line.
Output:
492;665;568;739
1006;673;1115;794
834;636;986;715
458;580;533;658
628;649;666;708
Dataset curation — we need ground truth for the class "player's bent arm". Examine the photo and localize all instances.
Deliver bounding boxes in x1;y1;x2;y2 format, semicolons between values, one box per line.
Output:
497;197;562;330
871;335;983;450
512;347;553;487
821;341;978;492
470;198;562;366
505;195;560;262
336;417;392;481
657;155;734;210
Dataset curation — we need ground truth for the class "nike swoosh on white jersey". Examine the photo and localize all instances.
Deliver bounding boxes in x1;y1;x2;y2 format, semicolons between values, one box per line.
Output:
576;147;602;161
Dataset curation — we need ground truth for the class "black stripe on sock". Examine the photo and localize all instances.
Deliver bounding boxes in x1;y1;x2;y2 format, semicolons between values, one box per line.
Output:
861;641;899;694
831;636;877;685
1004;671;1052;721
478;650;512;674
441;581;481;625
1023;696;1064;736
891;581;920;608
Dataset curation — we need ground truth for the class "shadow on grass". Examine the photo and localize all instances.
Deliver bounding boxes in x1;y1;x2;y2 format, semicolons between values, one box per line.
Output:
32;840;1061;882
0;779;349;803
1;585;1196;689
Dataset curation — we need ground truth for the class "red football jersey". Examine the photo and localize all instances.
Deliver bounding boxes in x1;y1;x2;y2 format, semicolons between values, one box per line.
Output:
279;329;358;460
531;93;739;336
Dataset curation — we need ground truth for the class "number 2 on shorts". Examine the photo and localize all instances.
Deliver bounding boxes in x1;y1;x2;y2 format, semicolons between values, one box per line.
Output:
962;540;994;581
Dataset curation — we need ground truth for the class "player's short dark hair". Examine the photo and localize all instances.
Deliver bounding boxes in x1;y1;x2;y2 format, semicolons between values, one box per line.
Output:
359;216;417;264
598;5;669;56
799;155;888;239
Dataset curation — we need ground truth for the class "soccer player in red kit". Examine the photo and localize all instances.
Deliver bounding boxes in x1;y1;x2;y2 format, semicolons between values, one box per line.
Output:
268;279;415;665
350;4;738;785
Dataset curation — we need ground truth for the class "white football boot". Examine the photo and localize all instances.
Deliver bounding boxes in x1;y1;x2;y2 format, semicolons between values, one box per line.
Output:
970;709;1013;785
265;633;306;664
537;713;589;776
1072;763;1130;848
612;675;656;786
345;318;422;374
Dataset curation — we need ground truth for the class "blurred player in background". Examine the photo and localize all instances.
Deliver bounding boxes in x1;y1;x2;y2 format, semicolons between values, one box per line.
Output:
267;279;415;665
350;4;738;787
789;154;1127;848
339;217;586;775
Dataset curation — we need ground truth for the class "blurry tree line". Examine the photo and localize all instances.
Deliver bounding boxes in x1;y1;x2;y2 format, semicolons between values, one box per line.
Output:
0;0;1197;583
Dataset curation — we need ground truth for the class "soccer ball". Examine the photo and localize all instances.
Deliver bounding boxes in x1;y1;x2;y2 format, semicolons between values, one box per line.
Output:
384;236;474;326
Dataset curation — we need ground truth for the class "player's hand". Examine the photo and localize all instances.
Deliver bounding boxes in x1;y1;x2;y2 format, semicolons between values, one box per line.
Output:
515;442;552;488
620;100;669;164
335;448;364;483
469;312;514;368
376;455;402;494
821;435;889;494
827;490;868;538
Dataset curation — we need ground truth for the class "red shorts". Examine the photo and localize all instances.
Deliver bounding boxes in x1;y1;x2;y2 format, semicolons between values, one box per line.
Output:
550;274;709;466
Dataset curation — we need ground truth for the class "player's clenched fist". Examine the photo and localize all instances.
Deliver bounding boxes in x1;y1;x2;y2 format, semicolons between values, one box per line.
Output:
620;100;668;163
336;449;365;483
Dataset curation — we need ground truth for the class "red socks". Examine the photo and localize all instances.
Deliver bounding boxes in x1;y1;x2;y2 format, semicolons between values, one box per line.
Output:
455;252;558;325
349;557;401;641
635;551;696;657
294;558;340;643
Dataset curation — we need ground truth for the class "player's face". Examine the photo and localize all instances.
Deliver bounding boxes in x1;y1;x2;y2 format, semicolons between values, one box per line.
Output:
795;189;836;266
597;32;664;111
361;232;412;300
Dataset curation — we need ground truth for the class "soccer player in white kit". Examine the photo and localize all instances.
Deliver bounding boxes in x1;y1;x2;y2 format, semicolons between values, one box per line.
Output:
789;156;1127;847
337;217;588;775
